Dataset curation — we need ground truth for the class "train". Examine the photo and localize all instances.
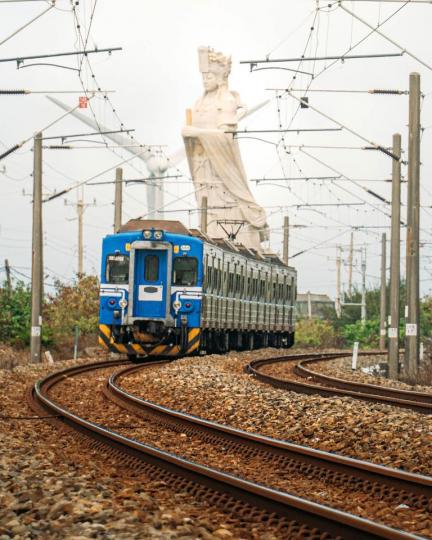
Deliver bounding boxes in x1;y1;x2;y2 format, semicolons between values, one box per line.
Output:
98;219;297;358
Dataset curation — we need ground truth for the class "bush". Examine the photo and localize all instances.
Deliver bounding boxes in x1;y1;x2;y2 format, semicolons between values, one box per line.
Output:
0;281;33;346
294;319;339;348
44;275;100;339
342;318;381;349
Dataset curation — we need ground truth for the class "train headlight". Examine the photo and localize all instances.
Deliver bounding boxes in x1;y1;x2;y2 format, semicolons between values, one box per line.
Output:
154;230;163;240
173;300;182;312
143;230;152;239
119;299;128;309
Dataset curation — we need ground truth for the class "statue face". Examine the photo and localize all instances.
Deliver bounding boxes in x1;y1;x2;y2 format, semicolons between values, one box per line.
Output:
202;72;218;92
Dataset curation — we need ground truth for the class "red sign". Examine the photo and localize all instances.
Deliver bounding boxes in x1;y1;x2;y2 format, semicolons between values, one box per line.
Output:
79;96;88;109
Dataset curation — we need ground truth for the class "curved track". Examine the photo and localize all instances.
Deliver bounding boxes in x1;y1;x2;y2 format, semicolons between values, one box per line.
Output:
246;352;432;414
28;359;430;540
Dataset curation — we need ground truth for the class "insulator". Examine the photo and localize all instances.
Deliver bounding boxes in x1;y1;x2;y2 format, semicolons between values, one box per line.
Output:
370;89;403;95
47;145;72;150
0;89;27;95
0;144;20;160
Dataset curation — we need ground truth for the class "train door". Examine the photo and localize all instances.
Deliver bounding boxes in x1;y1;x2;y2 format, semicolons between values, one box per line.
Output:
133;249;167;319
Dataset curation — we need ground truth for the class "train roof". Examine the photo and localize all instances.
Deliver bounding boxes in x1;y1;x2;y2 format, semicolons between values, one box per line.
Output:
119;219;295;271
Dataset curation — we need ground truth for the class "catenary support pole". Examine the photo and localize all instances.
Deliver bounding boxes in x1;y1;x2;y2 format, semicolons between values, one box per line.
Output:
283;215;289;265
361;248;367;324
380;233;387;351
4;258;11;294
348;232;354;297
405;73;421;375
30;132;42;364
114;167;123;233
388;134;401;379
77;198;84;278
336;247;341;318
200;196;208;234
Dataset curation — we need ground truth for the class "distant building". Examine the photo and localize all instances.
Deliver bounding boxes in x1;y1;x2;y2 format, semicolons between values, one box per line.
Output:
296;291;335;320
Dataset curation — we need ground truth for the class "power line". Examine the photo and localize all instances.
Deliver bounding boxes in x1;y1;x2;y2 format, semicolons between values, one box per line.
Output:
0;2;54;47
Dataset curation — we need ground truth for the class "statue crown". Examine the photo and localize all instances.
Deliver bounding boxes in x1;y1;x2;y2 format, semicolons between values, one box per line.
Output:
198;46;231;79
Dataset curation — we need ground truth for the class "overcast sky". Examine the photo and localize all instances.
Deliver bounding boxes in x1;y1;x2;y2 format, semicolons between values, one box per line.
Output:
1;0;432;300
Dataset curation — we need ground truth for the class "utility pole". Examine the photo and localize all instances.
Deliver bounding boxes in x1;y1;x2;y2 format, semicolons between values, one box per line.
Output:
335;246;342;318
200;196;208;234
388;133;401;379
361;247;367;324
405;72;421;375
283;215;289;265
77;198;84;278
30;132;42;364
307;291;312;319
379;233;387;351
4;258;11;294
65;192;96;278
114;167;123;233
348;231;354;297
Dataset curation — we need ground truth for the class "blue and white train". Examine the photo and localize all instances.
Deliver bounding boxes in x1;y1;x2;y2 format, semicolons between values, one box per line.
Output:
99;220;297;358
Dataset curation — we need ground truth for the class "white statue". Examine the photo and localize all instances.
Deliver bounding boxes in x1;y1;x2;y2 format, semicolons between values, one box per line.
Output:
182;46;268;251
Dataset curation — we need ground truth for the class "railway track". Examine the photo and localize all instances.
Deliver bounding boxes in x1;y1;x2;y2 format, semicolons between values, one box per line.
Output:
246;352;432;414
28;358;431;539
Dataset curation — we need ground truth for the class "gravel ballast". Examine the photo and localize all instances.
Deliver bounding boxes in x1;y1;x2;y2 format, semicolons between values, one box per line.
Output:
120;350;432;476
0;359;264;540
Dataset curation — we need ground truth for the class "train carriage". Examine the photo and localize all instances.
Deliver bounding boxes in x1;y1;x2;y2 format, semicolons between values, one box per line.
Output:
99;220;296;358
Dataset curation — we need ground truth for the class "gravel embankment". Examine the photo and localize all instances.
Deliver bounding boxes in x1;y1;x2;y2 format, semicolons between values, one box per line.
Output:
0;359;258;540
120;350;432;476
47;364;432;536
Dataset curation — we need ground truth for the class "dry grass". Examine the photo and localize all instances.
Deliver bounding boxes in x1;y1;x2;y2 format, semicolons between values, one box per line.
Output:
400;353;432;387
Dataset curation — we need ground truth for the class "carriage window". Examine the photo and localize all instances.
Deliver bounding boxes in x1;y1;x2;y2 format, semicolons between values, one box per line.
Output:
173;257;198;286
106;254;129;284
144;255;159;281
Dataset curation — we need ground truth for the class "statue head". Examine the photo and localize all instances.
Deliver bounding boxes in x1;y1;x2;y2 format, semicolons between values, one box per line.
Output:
198;46;231;92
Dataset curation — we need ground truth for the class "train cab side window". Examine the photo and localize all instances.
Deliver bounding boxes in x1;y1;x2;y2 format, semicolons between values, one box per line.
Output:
173;257;198;286
144;255;159;281
106;254;129;284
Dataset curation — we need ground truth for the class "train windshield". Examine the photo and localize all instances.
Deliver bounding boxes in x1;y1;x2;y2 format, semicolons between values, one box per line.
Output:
106;254;129;284
173;257;198;286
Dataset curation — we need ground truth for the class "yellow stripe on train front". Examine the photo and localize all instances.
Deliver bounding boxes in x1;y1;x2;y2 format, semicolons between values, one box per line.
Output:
166;346;180;356
99;324;111;339
98;336;109;349
131;343;145;354
188;328;200;341
186;341;200;354
151;344;167;355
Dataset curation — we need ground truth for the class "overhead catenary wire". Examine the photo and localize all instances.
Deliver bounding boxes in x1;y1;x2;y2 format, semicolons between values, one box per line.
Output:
0;89;115;95
300;148;395;219
0;95;95;161
339;3;432;72
282;91;403;162
0;2;54;47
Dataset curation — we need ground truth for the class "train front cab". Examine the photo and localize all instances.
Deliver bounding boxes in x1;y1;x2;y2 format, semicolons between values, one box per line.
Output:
99;229;203;358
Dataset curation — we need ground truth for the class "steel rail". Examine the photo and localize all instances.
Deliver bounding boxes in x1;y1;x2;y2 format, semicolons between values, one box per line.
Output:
28;359;425;540
247;353;432;414
296;357;432;405
107;363;432;499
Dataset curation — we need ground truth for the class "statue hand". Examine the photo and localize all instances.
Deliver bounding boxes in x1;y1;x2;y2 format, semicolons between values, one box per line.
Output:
182;125;199;138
